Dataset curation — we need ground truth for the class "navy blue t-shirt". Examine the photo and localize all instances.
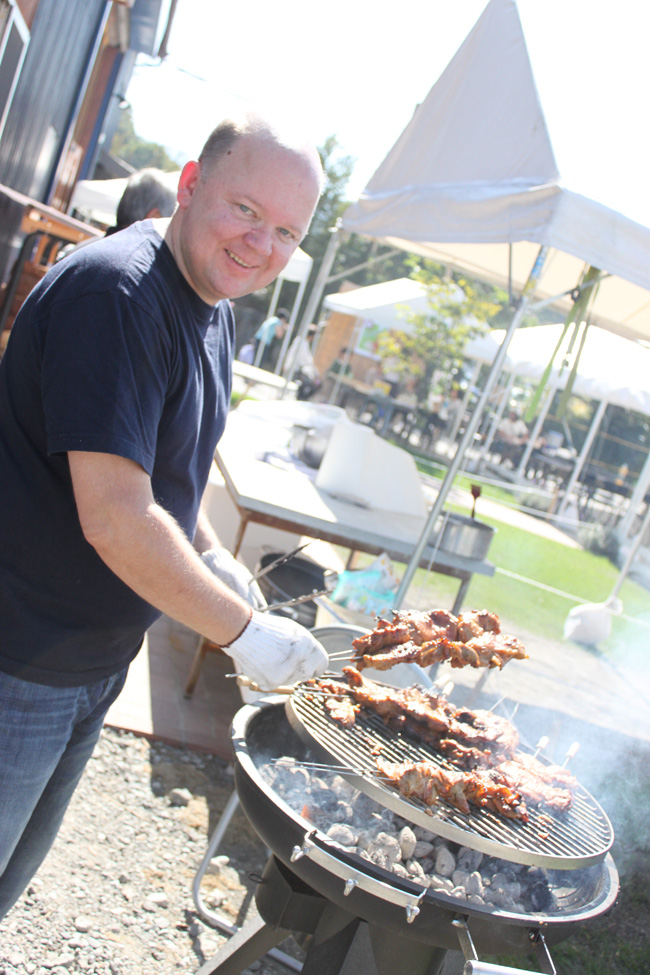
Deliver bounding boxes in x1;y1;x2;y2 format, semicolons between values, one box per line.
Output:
0;221;234;686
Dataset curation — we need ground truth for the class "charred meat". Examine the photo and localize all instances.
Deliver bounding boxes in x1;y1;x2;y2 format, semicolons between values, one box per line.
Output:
351;609;527;672
376;758;529;822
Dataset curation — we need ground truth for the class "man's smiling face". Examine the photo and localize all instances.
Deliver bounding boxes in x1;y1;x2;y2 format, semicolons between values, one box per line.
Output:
170;133;321;304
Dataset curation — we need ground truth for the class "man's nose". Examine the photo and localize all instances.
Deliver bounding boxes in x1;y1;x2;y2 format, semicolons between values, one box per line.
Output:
245;226;273;255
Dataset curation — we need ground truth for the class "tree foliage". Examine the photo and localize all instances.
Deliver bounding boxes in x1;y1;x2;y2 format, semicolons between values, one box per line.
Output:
376;258;507;398
110;106;181;172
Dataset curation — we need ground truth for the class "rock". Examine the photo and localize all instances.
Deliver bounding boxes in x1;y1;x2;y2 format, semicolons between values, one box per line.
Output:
168;787;192;807
327;824;357;846
434;846;456;878
74;916;93;933
367;831;402;865
398;826;417;860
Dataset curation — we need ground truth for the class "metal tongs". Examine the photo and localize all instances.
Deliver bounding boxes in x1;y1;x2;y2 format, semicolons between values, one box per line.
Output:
262;586;333;614
251;544;312;583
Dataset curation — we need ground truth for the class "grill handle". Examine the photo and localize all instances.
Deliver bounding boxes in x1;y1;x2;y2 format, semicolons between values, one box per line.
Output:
454;918;556;975
290;829;426;923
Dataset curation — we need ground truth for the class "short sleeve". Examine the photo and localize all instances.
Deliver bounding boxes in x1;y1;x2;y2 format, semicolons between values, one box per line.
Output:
41;290;170;474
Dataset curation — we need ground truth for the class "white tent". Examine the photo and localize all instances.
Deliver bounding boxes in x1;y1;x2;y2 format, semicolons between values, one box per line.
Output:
323;279;650;417
323;277;429;329
70;172;313;285
342;0;650;346
334;0;650;600
464;324;650;418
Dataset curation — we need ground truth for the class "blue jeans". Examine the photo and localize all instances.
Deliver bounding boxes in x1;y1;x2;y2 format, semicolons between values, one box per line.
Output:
0;667;128;921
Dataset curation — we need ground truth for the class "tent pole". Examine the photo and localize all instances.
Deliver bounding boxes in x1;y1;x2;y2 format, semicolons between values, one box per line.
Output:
448;362;480;448
276;276;309;379
295;222;344;339
516;378;558;476
476;372;515;469
609;501;650;599
393;245;549;610
616;448;650;540
555;399;607;519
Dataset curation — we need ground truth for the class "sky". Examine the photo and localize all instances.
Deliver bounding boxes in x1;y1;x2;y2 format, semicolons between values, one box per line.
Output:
125;0;489;199
124;0;650;223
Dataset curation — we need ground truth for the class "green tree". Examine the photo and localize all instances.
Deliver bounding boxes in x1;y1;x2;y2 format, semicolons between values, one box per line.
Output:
110;106;181;172
377;259;507;398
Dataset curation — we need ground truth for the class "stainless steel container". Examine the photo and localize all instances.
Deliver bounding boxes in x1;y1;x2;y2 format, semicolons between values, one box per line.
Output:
432;512;495;561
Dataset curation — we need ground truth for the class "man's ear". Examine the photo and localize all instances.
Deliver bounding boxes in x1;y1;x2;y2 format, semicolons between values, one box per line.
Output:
176;161;201;209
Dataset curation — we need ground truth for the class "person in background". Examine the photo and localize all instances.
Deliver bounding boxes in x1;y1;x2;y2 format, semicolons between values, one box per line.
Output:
496;408;529;466
105;168;177;235
283;322;320;399
237;340;255;364
253;307;289;370
57;168;178;261
0;112;328;924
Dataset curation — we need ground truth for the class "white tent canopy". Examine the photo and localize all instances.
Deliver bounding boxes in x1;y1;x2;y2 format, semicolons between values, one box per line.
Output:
336;0;650;598
324;278;650;416
464;324;650;418
342;0;650;345
70;172;313;284
323;277;428;328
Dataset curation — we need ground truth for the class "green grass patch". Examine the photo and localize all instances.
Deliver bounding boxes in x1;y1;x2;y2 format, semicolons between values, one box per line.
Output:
344;502;649;655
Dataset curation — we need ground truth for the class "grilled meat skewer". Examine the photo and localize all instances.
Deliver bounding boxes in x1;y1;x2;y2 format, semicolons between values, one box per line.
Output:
351;608;528;672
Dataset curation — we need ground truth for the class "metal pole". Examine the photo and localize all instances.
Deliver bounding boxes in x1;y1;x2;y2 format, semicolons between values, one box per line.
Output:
555;398;607;519
394;245;550;609
615;444;650;541
610;500;650;599
516;377;558;476
276;276;308;378
295;222;344;339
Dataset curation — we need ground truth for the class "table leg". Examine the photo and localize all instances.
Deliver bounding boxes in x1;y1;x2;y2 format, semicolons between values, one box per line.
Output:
232;511;251;558
451;576;470;616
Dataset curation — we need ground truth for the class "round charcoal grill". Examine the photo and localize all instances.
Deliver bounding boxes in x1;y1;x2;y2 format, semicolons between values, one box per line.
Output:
198;701;619;975
285;684;614;870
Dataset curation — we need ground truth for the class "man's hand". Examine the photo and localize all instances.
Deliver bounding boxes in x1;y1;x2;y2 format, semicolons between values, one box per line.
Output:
225;611;329;691
200;548;267;611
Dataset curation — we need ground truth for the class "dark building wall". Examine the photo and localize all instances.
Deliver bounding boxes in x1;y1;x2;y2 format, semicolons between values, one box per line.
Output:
0;0;109;279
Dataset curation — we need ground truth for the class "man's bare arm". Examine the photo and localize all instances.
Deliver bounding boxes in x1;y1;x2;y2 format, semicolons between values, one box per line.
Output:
68;450;249;646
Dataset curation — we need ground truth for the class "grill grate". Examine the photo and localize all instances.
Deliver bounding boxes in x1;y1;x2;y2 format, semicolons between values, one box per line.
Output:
286;689;614;870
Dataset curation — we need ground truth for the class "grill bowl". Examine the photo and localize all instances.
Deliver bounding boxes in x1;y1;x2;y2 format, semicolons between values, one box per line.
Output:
231;701;619;956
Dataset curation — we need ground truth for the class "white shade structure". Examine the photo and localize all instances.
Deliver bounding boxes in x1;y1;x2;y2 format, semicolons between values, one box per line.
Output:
342;0;650;346
464;324;650;418
333;0;650;601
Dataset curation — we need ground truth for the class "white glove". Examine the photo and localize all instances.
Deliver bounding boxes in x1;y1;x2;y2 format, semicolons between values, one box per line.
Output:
201;548;267;611
225;610;329;690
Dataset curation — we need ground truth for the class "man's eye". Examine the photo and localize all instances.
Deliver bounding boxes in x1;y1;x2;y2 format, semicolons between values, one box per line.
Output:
239;204;252;215
278;228;293;239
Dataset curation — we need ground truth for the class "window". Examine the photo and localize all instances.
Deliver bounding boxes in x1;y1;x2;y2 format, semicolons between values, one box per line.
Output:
0;0;28;141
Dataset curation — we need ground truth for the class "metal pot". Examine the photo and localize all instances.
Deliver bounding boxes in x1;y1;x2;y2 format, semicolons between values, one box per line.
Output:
432;512;496;561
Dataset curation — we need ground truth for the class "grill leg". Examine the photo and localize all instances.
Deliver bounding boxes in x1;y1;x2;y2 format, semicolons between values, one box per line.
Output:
300;918;450;975
368;924;450;975
194;910;292;975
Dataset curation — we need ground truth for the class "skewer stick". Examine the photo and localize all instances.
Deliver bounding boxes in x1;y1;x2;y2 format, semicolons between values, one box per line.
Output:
263;588;331;612
533;736;549;760
270;758;388;780
251;543;312;582
562;742;580;767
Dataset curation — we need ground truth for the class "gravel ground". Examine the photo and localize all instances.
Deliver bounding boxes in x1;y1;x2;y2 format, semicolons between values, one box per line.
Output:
0;727;294;975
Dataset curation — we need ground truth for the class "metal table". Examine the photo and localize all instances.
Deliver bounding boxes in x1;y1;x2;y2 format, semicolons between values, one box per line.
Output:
214;414;495;615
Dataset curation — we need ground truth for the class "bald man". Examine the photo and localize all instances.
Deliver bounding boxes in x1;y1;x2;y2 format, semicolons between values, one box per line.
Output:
0;114;328;921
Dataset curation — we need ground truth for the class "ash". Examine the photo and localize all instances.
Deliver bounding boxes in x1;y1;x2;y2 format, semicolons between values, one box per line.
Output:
262;756;563;915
